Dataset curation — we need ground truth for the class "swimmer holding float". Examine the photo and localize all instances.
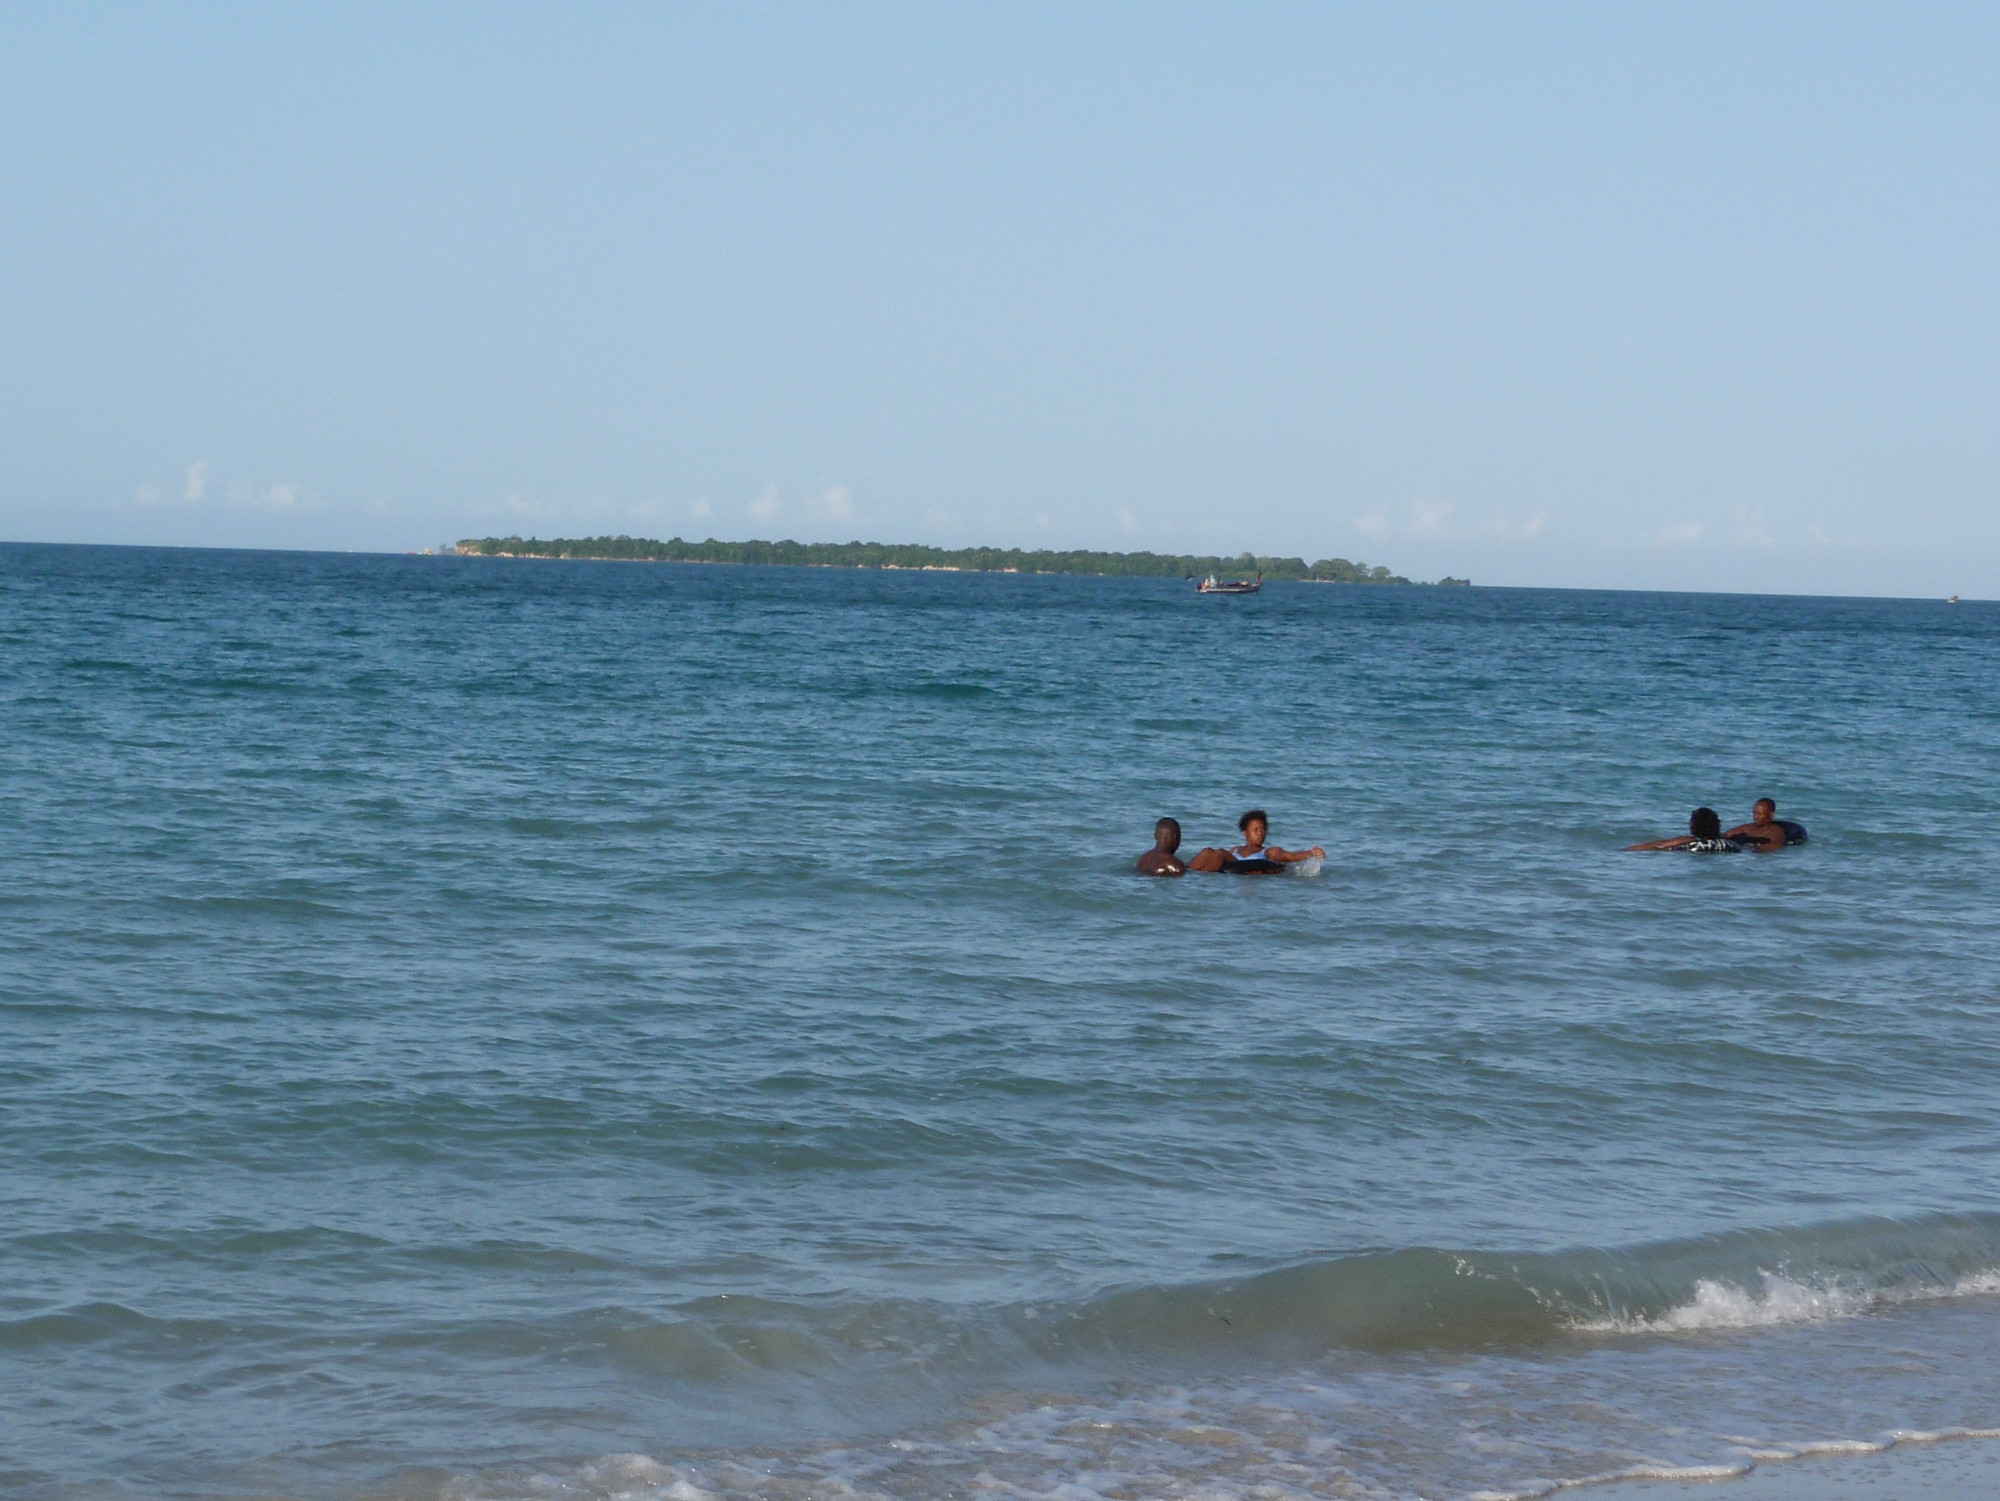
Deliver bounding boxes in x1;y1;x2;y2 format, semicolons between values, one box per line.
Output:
1193;809;1324;873
1137;809;1324;877
1628;797;1808;852
1724;798;1806;850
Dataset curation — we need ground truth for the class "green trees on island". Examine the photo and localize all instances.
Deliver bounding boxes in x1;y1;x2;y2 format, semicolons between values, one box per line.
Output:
452;535;1437;584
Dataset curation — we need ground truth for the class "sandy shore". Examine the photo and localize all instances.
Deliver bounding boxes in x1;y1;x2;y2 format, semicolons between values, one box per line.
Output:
1578;1436;2000;1501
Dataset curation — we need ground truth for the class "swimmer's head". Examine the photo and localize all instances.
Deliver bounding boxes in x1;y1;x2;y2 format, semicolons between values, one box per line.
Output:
1238;808;1269;844
1690;807;1722;840
1753;797;1777;822
1154;817;1182;851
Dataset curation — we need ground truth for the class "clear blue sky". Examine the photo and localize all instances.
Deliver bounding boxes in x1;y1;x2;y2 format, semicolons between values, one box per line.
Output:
3;3;1996;593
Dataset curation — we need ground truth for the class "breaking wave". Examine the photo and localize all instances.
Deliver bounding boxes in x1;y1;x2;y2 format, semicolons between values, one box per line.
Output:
427;1213;2000;1405
1033;1211;2000;1360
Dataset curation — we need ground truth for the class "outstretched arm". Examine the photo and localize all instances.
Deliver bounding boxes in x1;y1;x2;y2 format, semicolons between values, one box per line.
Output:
1626;836;1694;851
1263;845;1326;863
1723;824;1783;850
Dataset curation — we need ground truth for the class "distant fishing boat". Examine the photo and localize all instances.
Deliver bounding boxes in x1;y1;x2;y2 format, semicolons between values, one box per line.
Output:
1197;572;1262;595
1949;594;1961;604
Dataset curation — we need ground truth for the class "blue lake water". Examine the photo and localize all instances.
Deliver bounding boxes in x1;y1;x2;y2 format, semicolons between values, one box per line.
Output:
3;543;1999;1501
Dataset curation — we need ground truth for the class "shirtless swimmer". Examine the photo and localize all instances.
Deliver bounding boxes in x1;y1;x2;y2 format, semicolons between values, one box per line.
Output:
1723;798;1789;851
1136;818;1189;876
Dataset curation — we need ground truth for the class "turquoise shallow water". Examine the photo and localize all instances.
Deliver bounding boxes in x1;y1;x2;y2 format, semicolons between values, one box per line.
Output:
4;543;2000;1500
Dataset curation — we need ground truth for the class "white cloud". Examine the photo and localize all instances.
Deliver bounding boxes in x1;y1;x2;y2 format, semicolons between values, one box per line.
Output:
693;496;713;519
818;484;854;523
1355;500;1547;545
1034;510;1052;530
1733;504;1776;548
134;484;161;506
750;485;781;523
472;492;631;526
1657;521;1705;548
265;482;299;511
1115;506;1138;532
183;460;209;501
1409;499;1456;538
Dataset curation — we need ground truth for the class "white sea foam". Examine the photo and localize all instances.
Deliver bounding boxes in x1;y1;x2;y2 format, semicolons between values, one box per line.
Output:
1889;1426;2000;1443
1581;1275;1870;1333
1578;1268;2000;1335
450;1454;722;1501
443;1405;2000;1501
1469;1462;1753;1501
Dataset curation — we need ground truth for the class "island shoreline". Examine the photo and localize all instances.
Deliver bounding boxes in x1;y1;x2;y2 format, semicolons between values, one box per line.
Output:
451;533;1469;586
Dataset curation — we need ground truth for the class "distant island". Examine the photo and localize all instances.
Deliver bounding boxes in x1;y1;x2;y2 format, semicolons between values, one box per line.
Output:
452;534;1465;586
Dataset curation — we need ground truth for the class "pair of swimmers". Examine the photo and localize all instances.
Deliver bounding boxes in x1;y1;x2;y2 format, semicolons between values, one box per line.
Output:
1136;810;1325;877
1627;798;1806;853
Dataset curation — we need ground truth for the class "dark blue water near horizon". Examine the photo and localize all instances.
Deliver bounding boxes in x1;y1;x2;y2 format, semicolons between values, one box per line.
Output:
4;543;2000;1501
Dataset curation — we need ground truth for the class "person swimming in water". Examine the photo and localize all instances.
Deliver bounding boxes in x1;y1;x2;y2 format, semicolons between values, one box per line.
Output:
1723;797;1796;851
1187;809;1326;873
1136;817;1188;876
1627;807;1740;852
